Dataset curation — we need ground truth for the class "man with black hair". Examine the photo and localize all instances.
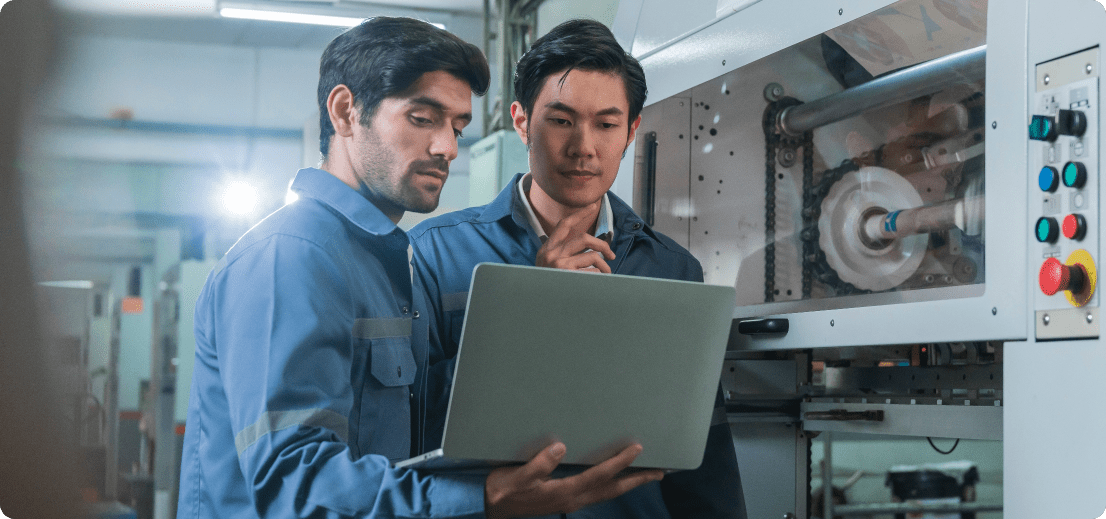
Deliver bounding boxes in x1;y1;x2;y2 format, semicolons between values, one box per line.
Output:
177;17;515;518
411;18;748;518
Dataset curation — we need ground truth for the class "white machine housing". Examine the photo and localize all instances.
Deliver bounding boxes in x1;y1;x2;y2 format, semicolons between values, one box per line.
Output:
612;0;1106;517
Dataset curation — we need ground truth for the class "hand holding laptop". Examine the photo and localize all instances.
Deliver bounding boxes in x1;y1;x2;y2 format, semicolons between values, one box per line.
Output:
534;203;615;273
485;442;664;519
398;264;733;472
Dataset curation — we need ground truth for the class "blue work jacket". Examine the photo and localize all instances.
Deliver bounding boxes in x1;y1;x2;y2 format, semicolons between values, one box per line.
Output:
177;168;485;519
409;173;748;519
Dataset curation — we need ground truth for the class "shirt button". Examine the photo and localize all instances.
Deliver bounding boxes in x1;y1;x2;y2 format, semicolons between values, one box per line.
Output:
413;310;420;319
402;306;409;314
631;222;643;230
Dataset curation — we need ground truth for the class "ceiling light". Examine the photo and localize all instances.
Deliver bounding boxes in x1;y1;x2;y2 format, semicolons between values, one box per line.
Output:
219;7;445;29
222;180;258;216
39;280;94;289
220;7;363;27
53;0;216;16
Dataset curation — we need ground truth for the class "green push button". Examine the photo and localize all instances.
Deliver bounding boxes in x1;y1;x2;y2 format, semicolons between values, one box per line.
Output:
1062;161;1087;189
1036;216;1058;243
1029;115;1058;142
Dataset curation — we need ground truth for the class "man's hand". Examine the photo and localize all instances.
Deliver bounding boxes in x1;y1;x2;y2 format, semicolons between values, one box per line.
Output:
534;204;616;273
484;443;663;519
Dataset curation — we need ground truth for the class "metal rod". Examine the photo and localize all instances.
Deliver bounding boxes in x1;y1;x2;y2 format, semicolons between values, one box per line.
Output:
105;309;120;500
496;0;510;133
641;131;657;226
822;431;833;519
482;0;491;136
833;501;1002;516
778;45;986;136
861;196;984;245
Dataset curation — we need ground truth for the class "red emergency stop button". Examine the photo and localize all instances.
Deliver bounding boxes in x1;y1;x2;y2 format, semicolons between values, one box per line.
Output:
1040;257;1086;296
1062;214;1087;240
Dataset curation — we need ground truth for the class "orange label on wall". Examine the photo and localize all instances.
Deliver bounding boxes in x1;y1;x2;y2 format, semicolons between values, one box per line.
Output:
121;296;144;314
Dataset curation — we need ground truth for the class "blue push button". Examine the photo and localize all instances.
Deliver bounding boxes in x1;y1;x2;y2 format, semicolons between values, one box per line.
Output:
1039;166;1059;192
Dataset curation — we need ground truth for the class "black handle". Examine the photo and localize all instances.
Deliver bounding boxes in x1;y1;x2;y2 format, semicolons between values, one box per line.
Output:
642;131;657;227
737;318;789;335
1058;109;1087;137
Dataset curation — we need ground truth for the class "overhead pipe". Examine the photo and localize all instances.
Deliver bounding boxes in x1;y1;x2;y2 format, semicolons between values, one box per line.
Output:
778;45;986;137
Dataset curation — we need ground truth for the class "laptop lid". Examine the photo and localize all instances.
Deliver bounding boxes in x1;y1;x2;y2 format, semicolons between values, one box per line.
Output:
437;262;735;470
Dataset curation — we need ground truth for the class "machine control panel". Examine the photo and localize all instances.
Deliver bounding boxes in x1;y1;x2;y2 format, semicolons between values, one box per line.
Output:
1032;47;1100;340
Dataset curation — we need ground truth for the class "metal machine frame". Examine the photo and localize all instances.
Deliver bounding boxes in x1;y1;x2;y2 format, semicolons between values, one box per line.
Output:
620;0;1029;350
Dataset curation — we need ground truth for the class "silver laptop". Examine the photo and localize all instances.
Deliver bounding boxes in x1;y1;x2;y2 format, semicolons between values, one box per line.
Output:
395;262;735;471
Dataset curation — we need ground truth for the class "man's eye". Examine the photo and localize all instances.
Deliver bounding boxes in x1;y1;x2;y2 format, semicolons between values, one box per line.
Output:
550;118;570;126
453;129;464;139
411;116;433;125
601;122;619;129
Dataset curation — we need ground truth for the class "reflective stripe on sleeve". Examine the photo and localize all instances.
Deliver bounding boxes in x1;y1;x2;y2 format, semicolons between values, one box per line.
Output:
211;254;229;276
352;317;412;339
441;292;468;313
235;408;349;456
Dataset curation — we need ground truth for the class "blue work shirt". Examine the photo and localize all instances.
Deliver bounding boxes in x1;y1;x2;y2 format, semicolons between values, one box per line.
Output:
409;173;748;519
177;167;485;519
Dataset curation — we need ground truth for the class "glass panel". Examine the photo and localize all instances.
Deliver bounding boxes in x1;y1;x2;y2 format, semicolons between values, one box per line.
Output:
640;0;989;310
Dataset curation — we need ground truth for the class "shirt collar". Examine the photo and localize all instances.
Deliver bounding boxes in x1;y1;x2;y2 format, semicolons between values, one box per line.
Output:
289;167;406;241
515;173;613;243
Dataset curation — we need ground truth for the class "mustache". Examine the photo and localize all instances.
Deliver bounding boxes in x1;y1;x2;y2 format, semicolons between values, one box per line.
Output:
410;158;450;177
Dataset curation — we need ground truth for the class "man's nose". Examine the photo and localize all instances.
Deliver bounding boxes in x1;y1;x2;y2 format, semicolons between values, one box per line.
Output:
429;125;459;161
566;124;596;158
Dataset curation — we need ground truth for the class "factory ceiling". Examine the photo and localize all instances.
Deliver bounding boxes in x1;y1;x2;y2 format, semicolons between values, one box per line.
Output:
56;0;484;49
25;0;489;290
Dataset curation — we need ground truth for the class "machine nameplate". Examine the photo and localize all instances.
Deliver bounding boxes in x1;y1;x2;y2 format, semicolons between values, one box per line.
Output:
1034;307;1099;340
1036;47;1100;92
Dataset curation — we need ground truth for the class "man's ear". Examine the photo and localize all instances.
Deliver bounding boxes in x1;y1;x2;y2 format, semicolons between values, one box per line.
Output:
625;114;642;146
510;101;529;145
327;85;358;138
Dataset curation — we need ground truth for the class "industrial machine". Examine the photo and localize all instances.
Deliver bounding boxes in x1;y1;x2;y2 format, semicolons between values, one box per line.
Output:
148;260;215;519
612;0;1106;517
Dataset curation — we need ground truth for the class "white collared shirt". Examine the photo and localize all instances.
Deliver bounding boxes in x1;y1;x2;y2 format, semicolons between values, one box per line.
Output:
516;173;614;243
